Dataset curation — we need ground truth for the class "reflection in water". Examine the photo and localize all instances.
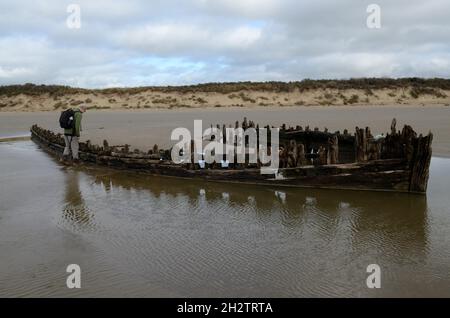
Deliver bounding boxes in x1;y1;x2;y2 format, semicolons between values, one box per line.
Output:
61;169;94;232
80;167;430;296
89;169;428;247
2;141;444;297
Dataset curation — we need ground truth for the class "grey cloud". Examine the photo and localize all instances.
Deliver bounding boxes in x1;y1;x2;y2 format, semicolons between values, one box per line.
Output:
0;0;449;87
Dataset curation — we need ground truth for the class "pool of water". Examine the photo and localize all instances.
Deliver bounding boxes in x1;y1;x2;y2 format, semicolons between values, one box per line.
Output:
1;140;450;297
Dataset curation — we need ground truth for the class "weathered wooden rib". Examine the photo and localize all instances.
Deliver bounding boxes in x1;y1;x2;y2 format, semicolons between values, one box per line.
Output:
30;118;433;193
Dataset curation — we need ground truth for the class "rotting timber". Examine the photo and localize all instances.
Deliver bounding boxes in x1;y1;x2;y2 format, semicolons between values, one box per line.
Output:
30;118;433;193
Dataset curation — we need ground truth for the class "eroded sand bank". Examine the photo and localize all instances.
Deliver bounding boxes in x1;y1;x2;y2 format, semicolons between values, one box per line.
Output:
0;84;450;112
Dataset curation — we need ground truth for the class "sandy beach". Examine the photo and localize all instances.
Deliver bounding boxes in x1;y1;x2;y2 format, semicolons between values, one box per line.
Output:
1;105;450;157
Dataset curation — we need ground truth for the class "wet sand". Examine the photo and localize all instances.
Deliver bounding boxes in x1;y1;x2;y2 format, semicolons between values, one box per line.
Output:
2;106;450;297
1;140;450;297
1;105;450;157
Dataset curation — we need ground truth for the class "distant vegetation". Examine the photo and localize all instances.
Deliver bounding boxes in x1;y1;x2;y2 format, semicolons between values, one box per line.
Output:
2;78;450;97
0;83;87;97
2;79;450;111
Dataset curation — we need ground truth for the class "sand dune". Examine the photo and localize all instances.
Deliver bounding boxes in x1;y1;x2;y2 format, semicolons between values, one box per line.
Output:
1;80;450;112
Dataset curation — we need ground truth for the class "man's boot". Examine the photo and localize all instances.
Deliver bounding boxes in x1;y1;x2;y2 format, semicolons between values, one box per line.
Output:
60;154;69;163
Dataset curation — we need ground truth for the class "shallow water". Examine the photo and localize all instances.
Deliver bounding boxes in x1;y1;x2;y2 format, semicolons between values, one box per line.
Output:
1;140;450;297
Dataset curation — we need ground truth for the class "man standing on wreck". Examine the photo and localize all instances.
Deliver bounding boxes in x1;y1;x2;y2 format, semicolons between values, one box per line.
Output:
60;105;87;163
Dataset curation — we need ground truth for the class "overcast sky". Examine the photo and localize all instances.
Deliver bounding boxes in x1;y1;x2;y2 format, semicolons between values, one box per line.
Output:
0;0;449;88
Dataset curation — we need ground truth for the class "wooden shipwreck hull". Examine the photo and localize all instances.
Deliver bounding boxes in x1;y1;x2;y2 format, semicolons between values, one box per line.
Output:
30;118;433;193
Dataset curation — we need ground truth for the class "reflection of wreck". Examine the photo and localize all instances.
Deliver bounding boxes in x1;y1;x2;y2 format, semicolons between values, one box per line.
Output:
88;169;430;259
30;118;432;193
